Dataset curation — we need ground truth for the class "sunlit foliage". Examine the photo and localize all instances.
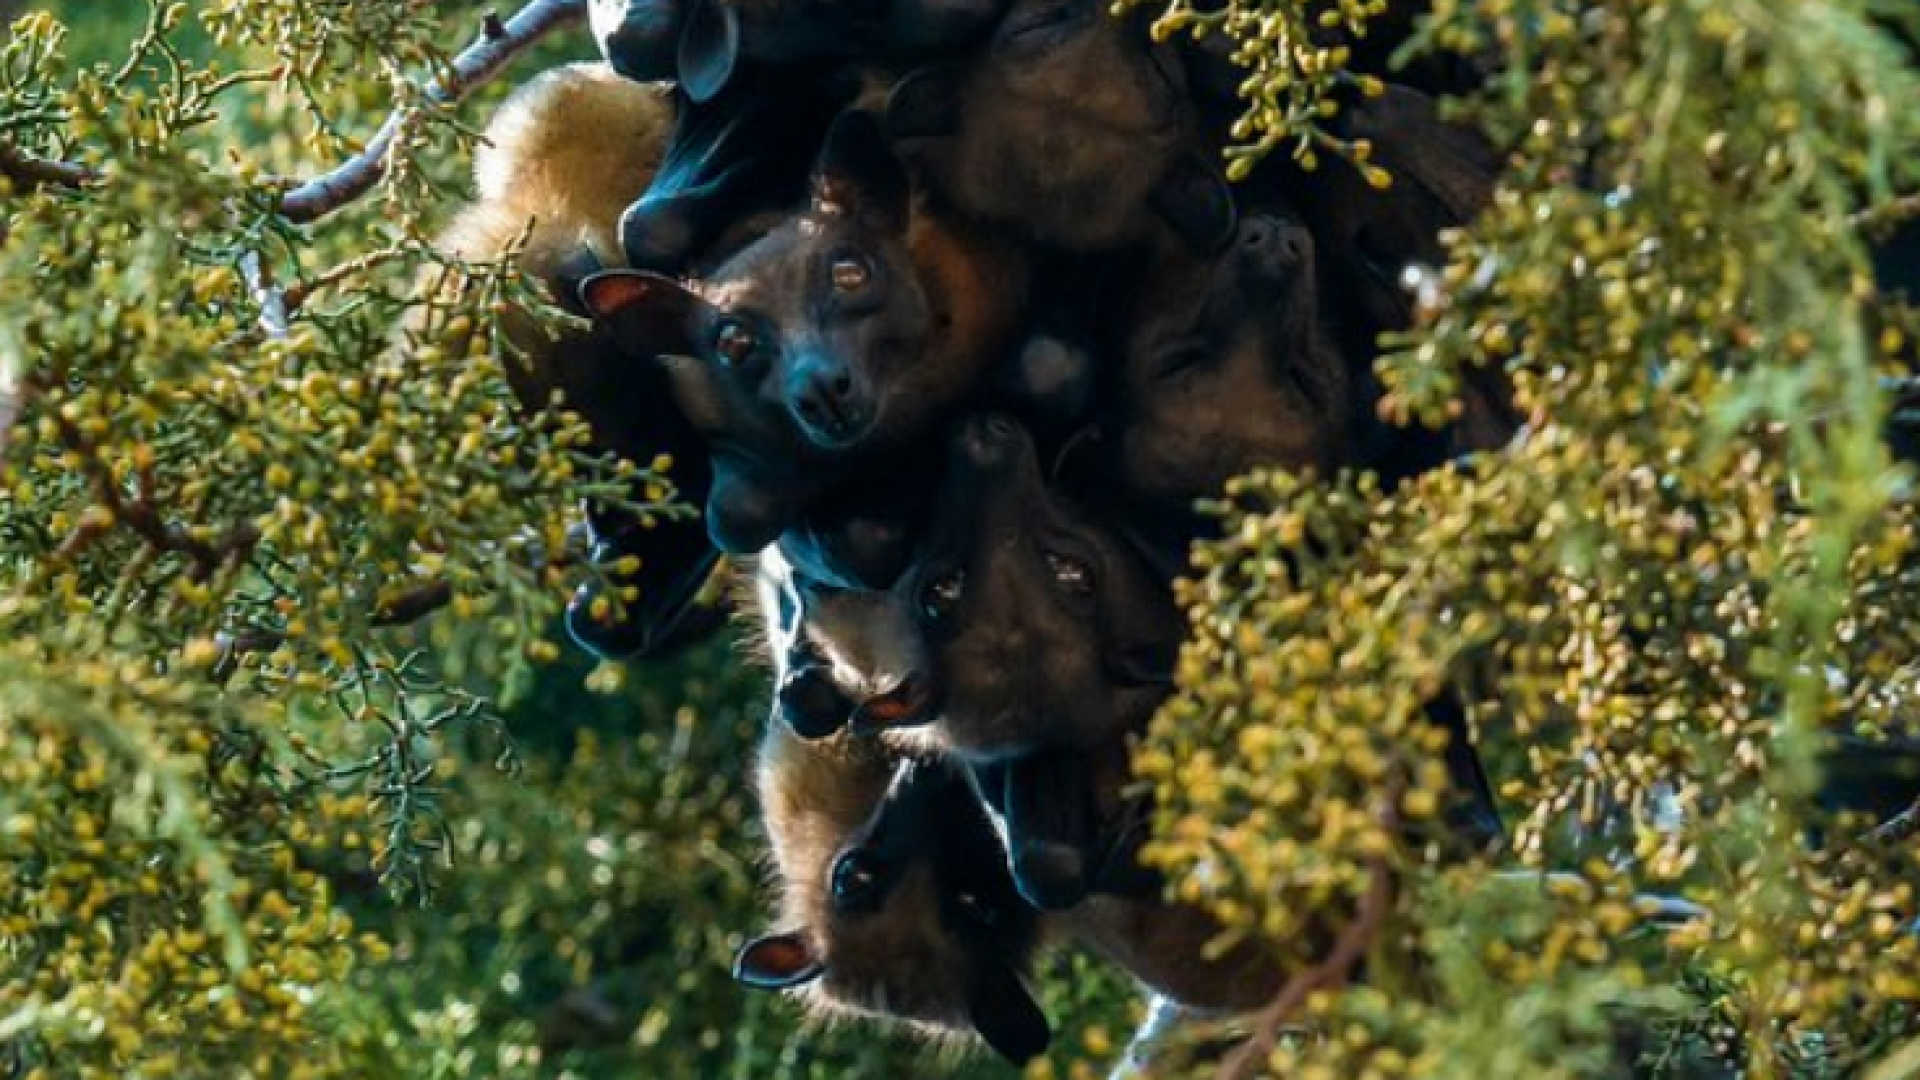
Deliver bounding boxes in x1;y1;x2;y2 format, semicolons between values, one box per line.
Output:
1137;1;1920;1077
3;0;1920;1077
0;2;1136;1075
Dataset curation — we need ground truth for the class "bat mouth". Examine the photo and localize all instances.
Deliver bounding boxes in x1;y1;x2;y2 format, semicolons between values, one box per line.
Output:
792;395;878;452
848;675;939;735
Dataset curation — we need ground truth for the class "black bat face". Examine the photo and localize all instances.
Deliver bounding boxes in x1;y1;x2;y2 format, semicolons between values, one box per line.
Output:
759;542;932;741
579;263;828;553
736;757;1050;1065
887;0;1234;254
584;112;1005;554
972;741;1158;911
1106;209;1356;518
906;414;1182;761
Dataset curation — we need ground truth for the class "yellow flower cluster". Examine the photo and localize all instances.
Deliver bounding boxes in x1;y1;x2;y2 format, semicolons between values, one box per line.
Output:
0;5;692;1073
0;643;370;1080
7;0;1920;1076
1123;0;1396;179
1135;0;1920;1076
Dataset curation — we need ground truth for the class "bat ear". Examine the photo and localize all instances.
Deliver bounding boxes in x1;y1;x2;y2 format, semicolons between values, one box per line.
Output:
548;245;609;317
734;931;826;990
578;270;707;359
579;268;690;320
967;966;1051;1065
678;0;740;104
1149;153;1239;255
884;66;964;141
812;111;910;231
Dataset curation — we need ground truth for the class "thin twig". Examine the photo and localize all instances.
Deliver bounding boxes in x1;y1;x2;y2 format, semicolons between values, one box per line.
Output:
1111;997;1205;1080
210;244;419;354
1852;191;1920;232
1214;855;1397;1080
212;578;459;681
274;0;588;224
5;1;579;213
1214;782;1406;1080
1492;870;1713;928
373;579;455;624
50;411;259;581
280;244;415;313
0;141;99;191
1865;794;1920;848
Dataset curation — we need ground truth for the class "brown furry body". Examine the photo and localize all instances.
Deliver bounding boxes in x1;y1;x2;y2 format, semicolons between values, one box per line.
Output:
1102;208;1354;519
744;543;1064;1062
441;54;1322;1060
744;620;1050;1061
430;63;675;462
438;64;670;278
746;482;1289;1027
887;0;1222;254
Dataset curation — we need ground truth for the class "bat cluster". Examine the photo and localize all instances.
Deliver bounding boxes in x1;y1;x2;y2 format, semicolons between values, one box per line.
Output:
442;0;1519;1063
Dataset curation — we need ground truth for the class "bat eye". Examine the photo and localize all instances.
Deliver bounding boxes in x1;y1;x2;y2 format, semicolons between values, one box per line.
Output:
1043;551;1093;596
1152;342;1208;383
920;569;965;622
951;889;1001;929
713;318;765;371
831;850;888;914
830;253;873;293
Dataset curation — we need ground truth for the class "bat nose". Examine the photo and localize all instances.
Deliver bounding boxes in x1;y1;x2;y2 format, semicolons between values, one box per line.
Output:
1238;213;1310;278
777;666;853;738
789;359;873;448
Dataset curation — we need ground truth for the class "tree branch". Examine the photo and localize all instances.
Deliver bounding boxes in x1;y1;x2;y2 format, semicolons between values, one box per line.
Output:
1853;191;1920;232
0;142;100;192
274;0;589;224
212;578;461;682
51;411;259;582
1111;997;1203;1080
373;579;455;625
1214;783;1405;1080
1863;793;1920;849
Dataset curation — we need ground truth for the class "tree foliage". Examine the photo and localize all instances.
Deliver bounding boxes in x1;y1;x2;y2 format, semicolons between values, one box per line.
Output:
1135;1;1920;1077
1;0;1919;1078
0;3;1139;1075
